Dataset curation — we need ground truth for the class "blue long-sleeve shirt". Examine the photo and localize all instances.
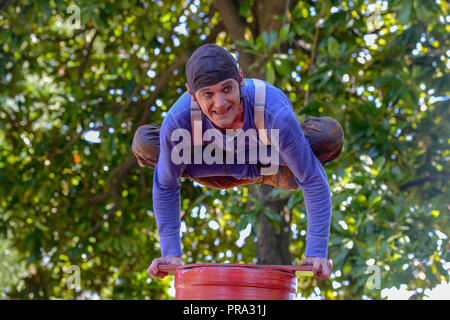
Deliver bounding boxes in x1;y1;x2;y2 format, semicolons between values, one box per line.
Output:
152;79;332;259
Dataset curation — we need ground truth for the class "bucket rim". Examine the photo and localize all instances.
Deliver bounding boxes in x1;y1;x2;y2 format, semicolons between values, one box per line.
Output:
172;263;312;275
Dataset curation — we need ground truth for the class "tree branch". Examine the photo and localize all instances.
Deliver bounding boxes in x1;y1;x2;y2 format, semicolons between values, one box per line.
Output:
88;191;112;205
399;173;449;191
304;20;320;106
78;30;98;80
39;28;91;42
89;207;116;235
48;131;84;160
89;155;137;235
116;67;148;117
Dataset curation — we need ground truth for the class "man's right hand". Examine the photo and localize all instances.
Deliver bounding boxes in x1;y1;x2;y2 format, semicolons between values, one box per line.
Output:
147;256;183;278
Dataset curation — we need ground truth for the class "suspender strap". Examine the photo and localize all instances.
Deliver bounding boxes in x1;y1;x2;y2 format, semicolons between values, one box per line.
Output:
190;100;203;147
252;79;270;145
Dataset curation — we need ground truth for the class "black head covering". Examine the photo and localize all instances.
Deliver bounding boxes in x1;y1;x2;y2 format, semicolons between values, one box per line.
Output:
186;44;241;97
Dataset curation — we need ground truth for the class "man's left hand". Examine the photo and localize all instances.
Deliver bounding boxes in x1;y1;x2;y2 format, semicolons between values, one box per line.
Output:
299;257;333;280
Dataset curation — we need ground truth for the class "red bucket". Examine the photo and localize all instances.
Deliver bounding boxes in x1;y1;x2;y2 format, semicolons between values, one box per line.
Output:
173;263;298;300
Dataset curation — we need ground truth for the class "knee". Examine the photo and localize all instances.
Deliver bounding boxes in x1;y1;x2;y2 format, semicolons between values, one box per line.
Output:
324;117;344;145
132;125;160;168
132;125;159;151
302;117;344;165
303;116;344;146
132;126;145;156
321;117;344;164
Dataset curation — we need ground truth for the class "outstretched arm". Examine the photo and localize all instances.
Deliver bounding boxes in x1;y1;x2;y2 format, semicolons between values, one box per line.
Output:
149;114;187;277
269;104;332;278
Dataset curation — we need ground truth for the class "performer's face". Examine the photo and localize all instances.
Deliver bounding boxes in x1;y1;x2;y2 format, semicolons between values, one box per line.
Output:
186;69;245;130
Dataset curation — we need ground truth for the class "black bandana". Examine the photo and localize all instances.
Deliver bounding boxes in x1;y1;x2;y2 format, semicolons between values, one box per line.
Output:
185;44;241;96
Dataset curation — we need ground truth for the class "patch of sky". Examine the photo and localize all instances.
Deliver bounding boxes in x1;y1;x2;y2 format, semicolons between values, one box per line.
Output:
83;130;101;144
208;220;220;231
235;223;252;248
174;23;188;36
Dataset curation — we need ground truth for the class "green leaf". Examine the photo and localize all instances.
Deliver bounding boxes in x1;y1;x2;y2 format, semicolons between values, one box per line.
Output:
263;208;281;232
327;37;339;58
235;39;252;48
398;0;412;24
268;30;278;49
287;196;300;210
375;156;386;170
265;61;275;84
263;208;281;223
272;58;290;77
238;0;253;16
338;42;347;58
280;24;291;42
333;248;349;271
107;136;116;157
261;30;270;49
392;166;402;177
105;113;115;126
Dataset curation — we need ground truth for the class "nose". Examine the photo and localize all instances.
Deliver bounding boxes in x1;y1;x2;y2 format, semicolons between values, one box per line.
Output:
214;93;226;110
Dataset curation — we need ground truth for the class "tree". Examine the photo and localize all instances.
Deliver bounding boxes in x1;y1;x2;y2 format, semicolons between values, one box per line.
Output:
0;0;448;299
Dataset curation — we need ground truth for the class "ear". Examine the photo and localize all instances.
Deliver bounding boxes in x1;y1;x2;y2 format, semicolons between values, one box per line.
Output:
238;68;245;87
185;84;196;101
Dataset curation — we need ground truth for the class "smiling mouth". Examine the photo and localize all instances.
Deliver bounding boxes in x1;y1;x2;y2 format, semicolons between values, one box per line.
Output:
213;106;231;115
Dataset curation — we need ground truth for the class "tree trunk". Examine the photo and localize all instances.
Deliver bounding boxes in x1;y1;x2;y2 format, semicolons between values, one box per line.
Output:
212;0;254;70
254;184;292;264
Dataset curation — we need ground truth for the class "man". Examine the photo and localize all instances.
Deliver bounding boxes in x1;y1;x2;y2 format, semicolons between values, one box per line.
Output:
132;44;343;280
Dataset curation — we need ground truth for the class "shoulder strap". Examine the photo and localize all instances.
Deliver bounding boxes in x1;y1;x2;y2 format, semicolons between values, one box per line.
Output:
252;79;270;145
190;100;203;146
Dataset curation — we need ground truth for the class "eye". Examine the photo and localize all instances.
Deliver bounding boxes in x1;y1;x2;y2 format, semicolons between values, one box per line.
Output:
203;92;213;98
224;85;233;93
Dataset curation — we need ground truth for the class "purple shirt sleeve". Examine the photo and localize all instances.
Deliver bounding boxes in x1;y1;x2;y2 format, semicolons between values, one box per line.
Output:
267;104;332;259
152;113;186;257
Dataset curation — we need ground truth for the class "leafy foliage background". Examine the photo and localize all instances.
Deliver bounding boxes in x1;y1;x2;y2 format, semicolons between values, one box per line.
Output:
0;0;448;299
